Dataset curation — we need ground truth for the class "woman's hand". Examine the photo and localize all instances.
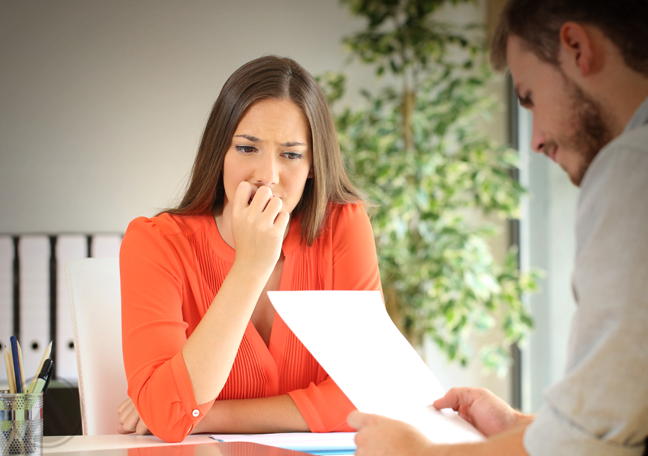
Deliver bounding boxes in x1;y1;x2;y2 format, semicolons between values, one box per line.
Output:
117;398;150;435
433;387;531;437
348;411;435;456
231;182;290;275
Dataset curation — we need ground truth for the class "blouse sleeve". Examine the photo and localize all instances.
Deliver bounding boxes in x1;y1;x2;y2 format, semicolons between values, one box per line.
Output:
288;202;382;432
120;217;214;443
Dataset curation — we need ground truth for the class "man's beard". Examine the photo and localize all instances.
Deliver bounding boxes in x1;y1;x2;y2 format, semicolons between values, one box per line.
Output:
546;77;614;186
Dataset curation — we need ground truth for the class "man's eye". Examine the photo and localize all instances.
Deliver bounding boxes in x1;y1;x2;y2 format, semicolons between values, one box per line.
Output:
236;145;256;153
283;152;302;160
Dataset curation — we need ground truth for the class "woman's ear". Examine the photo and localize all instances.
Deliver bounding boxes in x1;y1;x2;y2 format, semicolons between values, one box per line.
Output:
308;167;314;178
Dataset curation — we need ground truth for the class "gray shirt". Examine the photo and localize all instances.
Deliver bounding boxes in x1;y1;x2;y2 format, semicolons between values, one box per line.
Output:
524;97;648;456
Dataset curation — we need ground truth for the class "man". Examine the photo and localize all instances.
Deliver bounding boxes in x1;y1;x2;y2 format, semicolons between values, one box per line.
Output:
348;0;648;455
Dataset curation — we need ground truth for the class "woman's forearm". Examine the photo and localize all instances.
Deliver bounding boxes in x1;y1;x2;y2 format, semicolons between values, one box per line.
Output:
191;394;309;434
182;259;270;405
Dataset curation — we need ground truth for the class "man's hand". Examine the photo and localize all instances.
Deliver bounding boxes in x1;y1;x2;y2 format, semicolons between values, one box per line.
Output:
433;387;532;437
348;411;435;456
117;398;151;435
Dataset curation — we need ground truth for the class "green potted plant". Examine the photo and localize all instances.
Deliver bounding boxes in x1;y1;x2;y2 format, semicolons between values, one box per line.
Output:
320;0;540;374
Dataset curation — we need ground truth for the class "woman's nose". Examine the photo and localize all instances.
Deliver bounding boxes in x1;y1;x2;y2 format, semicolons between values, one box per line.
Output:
253;155;278;186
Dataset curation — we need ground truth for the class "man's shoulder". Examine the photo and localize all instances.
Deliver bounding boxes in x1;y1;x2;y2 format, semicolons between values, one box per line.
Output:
581;123;648;193
576;122;648;251
613;121;648;151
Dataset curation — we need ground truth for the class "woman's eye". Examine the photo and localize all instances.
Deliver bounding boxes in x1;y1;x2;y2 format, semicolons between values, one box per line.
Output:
283;152;302;160
236;145;257;153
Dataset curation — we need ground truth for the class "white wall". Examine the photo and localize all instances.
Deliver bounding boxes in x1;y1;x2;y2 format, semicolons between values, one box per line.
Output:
0;0;513;402
0;0;376;233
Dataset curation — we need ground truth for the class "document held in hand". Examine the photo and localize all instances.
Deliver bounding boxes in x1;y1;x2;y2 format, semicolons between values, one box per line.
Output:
268;290;484;444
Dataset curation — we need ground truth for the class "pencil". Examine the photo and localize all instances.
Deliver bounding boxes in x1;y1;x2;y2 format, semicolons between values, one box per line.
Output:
27;341;52;394
4;347;16;394
16;340;26;393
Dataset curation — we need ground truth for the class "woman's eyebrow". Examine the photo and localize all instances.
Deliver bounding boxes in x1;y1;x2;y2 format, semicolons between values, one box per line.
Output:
234;134;305;147
234;134;261;142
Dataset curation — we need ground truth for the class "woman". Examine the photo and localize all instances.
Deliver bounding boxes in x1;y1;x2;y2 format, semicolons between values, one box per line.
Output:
117;56;381;442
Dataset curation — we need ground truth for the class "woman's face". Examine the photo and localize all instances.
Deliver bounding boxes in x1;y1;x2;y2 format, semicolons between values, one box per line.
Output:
221;98;313;219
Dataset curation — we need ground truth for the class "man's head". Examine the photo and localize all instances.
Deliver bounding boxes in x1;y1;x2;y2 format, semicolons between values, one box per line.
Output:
491;0;648;186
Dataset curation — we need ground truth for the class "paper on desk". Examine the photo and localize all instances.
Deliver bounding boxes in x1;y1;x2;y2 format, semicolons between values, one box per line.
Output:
210;432;356;454
268;290;484;444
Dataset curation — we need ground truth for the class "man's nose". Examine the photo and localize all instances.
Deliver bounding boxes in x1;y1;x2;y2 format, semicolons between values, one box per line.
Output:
530;114;545;154
253;154;278;186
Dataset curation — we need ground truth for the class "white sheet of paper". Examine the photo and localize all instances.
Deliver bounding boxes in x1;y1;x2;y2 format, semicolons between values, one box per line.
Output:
268;290;484;444
210;432;356;453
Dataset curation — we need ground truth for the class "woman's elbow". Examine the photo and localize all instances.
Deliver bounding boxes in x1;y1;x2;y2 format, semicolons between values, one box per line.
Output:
148;421;192;443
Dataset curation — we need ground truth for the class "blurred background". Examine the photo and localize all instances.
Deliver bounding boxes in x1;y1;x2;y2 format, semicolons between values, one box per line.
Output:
0;0;579;436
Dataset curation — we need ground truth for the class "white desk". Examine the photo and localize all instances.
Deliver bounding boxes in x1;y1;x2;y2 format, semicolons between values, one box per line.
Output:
42;435;352;456
43;435;215;454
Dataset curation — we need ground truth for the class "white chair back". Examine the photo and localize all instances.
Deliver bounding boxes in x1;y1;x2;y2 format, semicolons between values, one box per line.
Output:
66;258;126;435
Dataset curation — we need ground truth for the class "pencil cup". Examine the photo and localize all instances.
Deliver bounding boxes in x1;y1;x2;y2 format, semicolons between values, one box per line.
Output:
0;392;43;456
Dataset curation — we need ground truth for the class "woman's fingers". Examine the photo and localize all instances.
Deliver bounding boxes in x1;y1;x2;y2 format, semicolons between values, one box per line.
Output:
233;181;256;211
274;211;290;233
116;399;150;435
248;185;273;212
116;398;131;415
117;400;134;425
234;183;284;226
261;196;284;224
135;416;151;435
120;407;142;433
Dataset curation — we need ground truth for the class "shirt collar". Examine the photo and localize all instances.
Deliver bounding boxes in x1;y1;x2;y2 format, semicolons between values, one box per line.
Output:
624;95;648;133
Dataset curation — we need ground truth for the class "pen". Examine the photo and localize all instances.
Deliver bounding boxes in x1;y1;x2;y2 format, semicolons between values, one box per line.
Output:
27;341;52;394
32;358;54;395
10;336;23;393
4;348;17;394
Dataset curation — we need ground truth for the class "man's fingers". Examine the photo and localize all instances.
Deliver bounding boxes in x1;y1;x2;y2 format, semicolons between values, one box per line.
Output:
433;388;461;411
433;387;482;411
347;410;370;430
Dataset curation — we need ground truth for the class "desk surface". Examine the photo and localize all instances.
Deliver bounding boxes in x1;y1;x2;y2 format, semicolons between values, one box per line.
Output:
43;435;215;454
42;435;329;456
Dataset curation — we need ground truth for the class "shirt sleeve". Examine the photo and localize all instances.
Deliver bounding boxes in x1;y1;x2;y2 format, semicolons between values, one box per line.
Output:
288;202;382;432
120;217;215;443
523;143;648;456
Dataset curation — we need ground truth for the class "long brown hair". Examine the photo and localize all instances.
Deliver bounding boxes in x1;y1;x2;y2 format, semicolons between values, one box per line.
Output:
166;56;360;246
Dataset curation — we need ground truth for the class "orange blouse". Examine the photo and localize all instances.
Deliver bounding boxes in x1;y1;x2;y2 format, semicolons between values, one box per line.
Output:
120;202;381;442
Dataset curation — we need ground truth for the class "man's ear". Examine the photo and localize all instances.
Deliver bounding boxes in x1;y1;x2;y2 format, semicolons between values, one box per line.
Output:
559;22;595;77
